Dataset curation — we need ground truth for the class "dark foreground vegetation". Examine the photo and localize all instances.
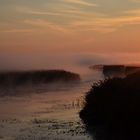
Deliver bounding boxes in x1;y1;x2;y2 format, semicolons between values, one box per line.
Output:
80;71;140;140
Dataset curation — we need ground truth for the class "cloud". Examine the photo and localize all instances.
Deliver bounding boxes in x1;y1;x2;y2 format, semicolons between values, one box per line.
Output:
124;9;140;15
17;7;63;16
23;19;68;33
61;0;97;7
2;1;140;34
3;13;140;34
16;6;104;19
129;0;140;3
69;14;140;33
0;29;38;33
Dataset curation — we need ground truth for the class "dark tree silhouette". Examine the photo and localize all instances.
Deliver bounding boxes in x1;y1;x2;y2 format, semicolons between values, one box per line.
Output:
0;70;80;96
0;70;80;87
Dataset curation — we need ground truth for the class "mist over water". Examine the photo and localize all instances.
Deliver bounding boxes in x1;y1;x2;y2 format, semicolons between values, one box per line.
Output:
0;59;102;140
0;52;140;70
1;52;140;82
1;52;140;139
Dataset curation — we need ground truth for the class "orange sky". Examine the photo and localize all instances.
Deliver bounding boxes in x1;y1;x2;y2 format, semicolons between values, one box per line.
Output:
1;0;140;70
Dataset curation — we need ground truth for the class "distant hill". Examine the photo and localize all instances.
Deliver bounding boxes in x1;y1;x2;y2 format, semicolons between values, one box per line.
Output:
90;64;140;78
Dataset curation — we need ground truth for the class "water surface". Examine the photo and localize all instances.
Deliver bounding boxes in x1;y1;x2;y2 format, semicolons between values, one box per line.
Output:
0;69;103;140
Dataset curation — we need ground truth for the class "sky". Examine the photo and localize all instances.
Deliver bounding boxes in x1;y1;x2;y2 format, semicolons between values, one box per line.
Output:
1;0;140;70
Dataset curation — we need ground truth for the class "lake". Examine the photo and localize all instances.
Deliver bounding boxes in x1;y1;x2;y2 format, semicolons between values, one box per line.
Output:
0;69;103;140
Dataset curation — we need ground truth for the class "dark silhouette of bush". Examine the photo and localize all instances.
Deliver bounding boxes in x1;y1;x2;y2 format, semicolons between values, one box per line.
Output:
0;70;80;87
80;71;140;140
